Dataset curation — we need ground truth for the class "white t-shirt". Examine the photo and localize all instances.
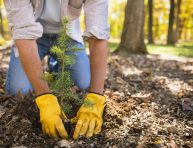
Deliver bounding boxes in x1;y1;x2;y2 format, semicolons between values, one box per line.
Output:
38;0;61;33
38;0;84;44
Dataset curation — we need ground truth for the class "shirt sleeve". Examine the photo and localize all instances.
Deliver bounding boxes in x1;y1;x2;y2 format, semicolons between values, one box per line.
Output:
3;0;43;40
83;0;110;41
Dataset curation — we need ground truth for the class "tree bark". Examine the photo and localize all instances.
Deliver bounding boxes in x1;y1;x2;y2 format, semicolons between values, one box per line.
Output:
155;17;159;39
167;0;176;45
174;0;181;42
148;0;154;44
116;0;147;54
0;0;11;40
0;0;3;35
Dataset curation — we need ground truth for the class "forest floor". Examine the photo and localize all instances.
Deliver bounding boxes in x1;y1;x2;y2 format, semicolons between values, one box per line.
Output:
109;41;193;57
0;49;193;148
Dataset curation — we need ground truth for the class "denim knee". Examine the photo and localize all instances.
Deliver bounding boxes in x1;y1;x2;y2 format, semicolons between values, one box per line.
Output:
55;40;91;90
69;50;91;90
6;83;32;96
6;49;32;96
6;72;33;96
75;75;90;90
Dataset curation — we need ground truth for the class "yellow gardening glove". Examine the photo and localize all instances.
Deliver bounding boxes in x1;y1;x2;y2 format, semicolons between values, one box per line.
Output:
35;94;68;139
73;93;106;139
0;35;5;45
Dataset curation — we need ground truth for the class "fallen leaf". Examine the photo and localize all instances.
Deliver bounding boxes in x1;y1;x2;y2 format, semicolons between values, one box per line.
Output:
0;105;6;118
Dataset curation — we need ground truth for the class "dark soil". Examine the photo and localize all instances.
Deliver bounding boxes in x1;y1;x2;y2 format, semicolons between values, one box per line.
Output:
0;50;193;147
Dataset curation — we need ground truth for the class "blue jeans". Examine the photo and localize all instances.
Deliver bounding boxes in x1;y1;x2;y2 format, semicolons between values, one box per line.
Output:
6;34;91;95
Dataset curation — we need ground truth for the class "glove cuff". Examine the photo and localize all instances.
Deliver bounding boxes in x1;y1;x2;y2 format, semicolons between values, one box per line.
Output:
88;91;104;97
35;92;53;98
86;93;106;105
35;93;59;109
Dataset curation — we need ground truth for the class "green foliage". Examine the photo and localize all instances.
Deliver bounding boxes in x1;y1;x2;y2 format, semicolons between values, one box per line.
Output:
43;18;84;114
109;0;126;38
46;18;95;113
108;0;193;42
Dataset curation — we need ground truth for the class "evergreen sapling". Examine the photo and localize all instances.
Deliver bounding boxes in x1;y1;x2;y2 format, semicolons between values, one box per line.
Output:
43;18;93;115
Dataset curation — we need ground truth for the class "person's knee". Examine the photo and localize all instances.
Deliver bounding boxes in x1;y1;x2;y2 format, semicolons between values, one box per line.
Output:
76;77;90;90
6;81;32;96
6;87;31;96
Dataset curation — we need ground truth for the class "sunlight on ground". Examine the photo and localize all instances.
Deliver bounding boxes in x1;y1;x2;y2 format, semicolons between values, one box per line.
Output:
121;66;143;76
153;76;193;96
108;39;193;57
148;43;193;57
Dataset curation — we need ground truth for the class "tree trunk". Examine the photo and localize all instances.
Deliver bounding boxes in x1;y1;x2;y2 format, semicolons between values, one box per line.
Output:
116;0;147;54
0;0;3;35
0;0;11;40
148;0;154;44
167;0;176;45
155;17;159;39
174;0;181;42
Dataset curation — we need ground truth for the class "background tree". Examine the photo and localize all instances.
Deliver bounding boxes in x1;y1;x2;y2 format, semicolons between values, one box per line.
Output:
180;0;193;41
0;0;11;42
117;0;147;54
167;0;176;45
148;0;154;44
0;0;5;45
174;0;182;42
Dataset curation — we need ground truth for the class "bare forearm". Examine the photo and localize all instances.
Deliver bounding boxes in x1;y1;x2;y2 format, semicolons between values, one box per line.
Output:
15;39;49;95
88;39;108;94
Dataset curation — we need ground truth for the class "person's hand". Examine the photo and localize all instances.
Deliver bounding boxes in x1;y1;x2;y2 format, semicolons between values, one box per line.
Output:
72;93;106;139
35;94;68;139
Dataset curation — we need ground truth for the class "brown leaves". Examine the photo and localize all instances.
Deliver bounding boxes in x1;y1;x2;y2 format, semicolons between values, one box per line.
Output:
0;105;6;118
131;92;153;103
181;98;193;111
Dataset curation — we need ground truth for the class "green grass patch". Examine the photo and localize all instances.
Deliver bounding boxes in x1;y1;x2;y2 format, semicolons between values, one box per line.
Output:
108;41;119;52
148;42;193;57
108;41;193;57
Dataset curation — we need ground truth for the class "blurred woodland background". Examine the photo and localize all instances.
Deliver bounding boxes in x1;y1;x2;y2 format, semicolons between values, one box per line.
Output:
108;0;193;57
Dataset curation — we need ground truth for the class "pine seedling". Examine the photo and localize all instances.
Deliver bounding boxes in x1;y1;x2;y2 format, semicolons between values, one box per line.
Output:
43;18;83;114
